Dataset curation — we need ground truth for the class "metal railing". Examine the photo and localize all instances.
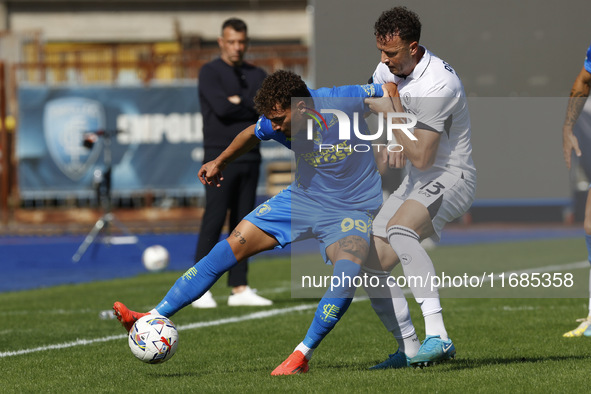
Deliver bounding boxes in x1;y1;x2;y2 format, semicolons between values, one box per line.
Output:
13;43;309;85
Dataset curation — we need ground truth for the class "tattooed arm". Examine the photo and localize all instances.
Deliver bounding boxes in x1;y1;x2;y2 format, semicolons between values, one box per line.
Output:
563;66;591;169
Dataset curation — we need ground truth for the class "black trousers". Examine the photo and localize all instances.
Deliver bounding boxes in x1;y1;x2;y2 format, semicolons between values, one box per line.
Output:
195;160;260;288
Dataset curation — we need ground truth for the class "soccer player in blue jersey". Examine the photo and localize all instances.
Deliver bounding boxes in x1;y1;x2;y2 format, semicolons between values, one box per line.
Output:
114;70;392;375
562;43;591;337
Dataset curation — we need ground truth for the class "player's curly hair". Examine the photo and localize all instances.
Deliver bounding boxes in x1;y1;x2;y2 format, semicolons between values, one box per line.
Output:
374;6;421;44
254;70;311;114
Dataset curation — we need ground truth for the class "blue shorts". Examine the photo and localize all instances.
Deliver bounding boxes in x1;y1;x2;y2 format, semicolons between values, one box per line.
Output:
243;186;378;263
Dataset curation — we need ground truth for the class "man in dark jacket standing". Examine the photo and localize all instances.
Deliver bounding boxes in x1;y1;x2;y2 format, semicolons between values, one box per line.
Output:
192;18;272;308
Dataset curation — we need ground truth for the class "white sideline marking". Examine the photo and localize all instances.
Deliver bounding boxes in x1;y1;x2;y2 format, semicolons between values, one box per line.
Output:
501;260;589;275
0;334;128;358
0;304;317;359
446;260;590;288
390;261;590;293
1;260;588;358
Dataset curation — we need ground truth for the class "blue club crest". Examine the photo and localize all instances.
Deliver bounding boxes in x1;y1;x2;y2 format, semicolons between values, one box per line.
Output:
43;97;105;181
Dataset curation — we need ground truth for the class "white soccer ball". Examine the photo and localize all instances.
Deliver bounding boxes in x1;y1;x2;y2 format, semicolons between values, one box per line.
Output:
142;245;169;272
128;315;179;364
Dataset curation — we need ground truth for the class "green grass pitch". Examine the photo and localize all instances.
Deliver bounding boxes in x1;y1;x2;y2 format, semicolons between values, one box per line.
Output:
1;238;590;392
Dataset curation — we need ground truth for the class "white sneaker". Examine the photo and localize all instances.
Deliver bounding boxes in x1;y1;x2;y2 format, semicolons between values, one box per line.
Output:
227;286;273;306
191;290;217;309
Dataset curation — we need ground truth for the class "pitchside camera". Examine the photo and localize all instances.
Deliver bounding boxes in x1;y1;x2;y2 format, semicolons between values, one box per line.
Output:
83;133;99;149
73;128;136;263
82;130;121;149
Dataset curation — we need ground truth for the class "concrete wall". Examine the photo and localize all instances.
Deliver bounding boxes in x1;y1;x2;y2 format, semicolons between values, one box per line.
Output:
312;0;591;203
312;0;591;97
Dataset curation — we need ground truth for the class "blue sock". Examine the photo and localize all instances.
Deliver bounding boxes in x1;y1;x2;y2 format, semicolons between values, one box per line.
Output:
586;234;591;263
154;239;237;317
302;259;361;349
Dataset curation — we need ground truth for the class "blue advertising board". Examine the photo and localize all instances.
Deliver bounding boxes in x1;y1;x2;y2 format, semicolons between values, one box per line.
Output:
17;84;290;199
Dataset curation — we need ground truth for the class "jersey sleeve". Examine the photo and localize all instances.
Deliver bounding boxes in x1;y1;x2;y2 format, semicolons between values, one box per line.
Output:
371;62;396;84
310;84;384;115
254;116;273;140
314;83;384;99
585;44;591;73
414;86;461;134
254;116;291;148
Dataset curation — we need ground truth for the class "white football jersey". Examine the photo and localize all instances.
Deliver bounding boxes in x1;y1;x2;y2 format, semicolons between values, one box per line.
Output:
372;47;476;183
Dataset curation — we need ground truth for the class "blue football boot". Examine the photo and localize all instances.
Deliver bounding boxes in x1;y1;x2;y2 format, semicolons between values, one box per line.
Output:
369;350;411;370
410;335;456;368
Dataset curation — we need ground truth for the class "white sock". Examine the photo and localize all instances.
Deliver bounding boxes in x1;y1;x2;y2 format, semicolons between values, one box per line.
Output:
362;267;421;357
419;297;448;339
387;225;448;339
400;334;421;358
387;225;439;301
294;342;315;360
424;311;448;340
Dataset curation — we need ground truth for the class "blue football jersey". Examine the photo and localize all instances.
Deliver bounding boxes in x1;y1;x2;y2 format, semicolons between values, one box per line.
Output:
253;84;384;211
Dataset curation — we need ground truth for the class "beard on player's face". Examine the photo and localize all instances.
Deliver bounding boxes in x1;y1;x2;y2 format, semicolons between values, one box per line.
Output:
378;36;416;78
386;52;414;78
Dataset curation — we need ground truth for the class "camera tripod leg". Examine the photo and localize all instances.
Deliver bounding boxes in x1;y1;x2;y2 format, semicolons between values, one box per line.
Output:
72;212;142;263
105;212;130;236
73;130;143;263
72;216;107;263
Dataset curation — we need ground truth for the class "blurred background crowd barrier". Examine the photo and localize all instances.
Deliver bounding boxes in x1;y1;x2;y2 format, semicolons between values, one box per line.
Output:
1;0;591;229
0;0;309;227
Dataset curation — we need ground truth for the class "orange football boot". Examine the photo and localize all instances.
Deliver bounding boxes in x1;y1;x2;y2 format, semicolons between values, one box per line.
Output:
113;301;149;332
271;350;310;376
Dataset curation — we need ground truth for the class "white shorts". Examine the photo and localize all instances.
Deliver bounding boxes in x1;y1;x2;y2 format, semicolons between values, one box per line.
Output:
373;170;476;242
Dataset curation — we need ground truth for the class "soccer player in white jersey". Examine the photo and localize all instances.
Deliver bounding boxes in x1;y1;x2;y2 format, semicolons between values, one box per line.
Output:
562;43;591;338
361;6;476;368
